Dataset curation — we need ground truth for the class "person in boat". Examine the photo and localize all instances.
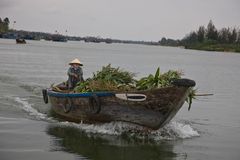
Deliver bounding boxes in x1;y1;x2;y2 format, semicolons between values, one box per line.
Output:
67;58;84;90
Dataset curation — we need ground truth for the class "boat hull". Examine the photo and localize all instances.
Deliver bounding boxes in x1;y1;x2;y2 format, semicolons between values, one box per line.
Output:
46;82;193;130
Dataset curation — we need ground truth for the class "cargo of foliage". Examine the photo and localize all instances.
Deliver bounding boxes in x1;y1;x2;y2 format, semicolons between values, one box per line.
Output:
74;64;183;93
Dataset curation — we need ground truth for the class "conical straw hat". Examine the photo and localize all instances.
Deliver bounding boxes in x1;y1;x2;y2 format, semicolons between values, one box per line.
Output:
69;58;83;66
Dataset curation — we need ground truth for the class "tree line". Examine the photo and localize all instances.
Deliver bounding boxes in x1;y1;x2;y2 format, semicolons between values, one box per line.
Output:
159;20;240;46
0;17;10;33
158;20;240;52
0;17;158;45
181;20;240;45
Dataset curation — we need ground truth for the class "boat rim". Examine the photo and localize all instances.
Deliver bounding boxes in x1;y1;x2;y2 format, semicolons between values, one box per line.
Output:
47;89;115;98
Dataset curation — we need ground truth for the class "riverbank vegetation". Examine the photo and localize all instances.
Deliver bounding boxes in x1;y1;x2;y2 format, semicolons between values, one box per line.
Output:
160;20;240;53
0;17;10;33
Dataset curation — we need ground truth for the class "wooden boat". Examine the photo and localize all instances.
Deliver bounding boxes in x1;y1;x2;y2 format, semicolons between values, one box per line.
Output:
42;78;195;130
16;38;26;44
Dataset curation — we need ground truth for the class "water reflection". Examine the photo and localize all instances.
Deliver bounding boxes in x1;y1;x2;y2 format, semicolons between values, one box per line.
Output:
47;125;179;160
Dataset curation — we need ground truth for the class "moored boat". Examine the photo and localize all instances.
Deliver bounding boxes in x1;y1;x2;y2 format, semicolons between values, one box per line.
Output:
16;38;26;44
42;78;195;130
52;34;67;42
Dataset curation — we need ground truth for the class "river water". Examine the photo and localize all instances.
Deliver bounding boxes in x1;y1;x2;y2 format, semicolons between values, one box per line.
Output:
0;39;240;160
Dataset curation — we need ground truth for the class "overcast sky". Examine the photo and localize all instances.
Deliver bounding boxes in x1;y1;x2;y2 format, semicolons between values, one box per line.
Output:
0;0;239;41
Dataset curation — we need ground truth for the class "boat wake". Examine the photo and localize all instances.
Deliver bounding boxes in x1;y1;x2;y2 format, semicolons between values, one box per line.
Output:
14;97;199;141
14;97;54;122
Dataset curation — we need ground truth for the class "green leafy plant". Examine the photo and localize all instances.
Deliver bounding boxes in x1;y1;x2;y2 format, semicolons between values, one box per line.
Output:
74;64;136;92
186;88;197;111
92;64;136;86
136;67;182;90
74;65;185;92
73;81;90;93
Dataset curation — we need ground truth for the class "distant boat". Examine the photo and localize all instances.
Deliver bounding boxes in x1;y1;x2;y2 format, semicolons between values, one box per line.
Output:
16;38;26;44
52;34;67;42
42;78;196;130
105;38;113;44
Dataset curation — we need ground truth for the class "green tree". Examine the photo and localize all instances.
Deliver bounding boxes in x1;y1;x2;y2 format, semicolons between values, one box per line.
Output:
0;17;10;33
218;27;230;43
206;20;218;40
237;29;240;44
3;17;9;25
229;28;237;43
159;37;167;45
0;18;3;32
183;31;198;44
197;26;205;42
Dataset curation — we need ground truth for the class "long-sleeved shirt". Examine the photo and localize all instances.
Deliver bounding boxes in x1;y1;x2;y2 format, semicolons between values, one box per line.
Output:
67;66;84;89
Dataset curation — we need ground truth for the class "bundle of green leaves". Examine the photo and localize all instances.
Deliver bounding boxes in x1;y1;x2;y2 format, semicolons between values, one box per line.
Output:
74;64;136;92
92;64;136;85
136;68;182;90
74;64;183;93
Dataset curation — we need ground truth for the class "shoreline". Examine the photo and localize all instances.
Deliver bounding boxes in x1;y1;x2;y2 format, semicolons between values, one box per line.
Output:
184;43;240;53
1;37;240;54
